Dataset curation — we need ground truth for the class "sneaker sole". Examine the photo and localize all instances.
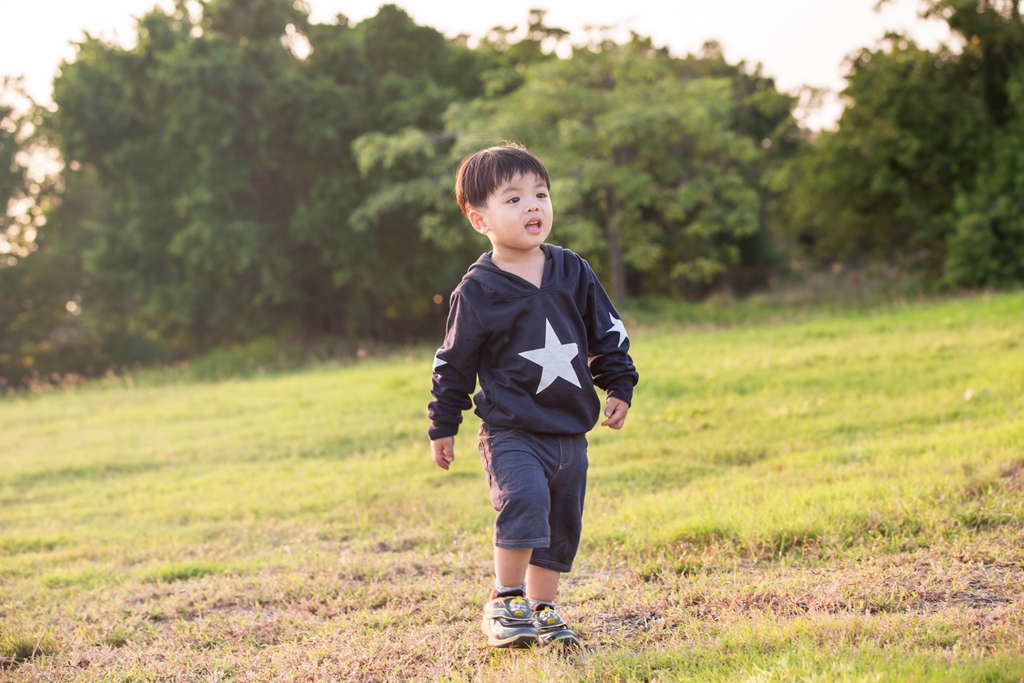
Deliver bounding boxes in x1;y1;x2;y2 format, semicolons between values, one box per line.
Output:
541;631;581;649
482;618;539;648
487;631;540;648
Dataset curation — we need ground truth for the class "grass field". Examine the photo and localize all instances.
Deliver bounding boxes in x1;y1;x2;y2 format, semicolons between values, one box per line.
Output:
2;292;1023;681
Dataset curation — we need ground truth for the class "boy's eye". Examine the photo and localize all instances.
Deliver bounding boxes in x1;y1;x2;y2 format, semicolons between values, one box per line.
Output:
537;192;548;199
506;197;520;204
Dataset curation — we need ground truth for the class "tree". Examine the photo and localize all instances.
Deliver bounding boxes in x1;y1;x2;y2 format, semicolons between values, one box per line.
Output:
0;78;46;268
783;0;1024;287
675;42;803;285
355;26;797;303
922;0;1023;124
0;167;157;390
341;9;568;329
0;79;70;389
447;38;765;301
780;35;986;270
944;68;1024;286
51;0;490;353
926;0;1024;286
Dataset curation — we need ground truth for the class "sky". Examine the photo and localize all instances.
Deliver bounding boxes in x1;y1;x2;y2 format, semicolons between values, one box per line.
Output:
0;0;953;129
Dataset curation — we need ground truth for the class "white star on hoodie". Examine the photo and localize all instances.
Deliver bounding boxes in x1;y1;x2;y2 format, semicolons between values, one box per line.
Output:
518;319;582;394
606;314;628;347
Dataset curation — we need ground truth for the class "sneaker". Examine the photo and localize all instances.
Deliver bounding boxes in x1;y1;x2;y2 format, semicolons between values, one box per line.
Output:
531;604;581;649
481;595;539;648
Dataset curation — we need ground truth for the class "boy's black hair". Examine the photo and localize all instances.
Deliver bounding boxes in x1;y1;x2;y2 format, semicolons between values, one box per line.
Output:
455;143;551;216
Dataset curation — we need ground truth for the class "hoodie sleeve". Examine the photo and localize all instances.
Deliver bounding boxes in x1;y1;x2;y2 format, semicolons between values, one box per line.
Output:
427;288;486;439
582;261;639;405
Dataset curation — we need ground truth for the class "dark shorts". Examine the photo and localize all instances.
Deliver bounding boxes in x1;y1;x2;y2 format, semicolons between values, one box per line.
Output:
477;424;589;573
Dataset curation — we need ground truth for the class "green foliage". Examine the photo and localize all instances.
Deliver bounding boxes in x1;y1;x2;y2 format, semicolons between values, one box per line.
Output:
925;0;1024;125
0;167;169;390
785;0;1024;288
344;28;800;313
49;0;483;357
1;79;59;275
944;68;1024;286
0;80;34;262
781;36;986;269
182;336;327;382
8;2;800;387
0;96;136;389
447;38;796;301
460;42;733;296
11;0;1024;389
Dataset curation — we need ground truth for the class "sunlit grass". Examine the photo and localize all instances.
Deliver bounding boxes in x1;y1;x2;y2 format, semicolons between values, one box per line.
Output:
1;292;1022;679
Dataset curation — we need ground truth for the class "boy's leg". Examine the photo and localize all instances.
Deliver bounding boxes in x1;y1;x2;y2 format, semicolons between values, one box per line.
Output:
528;432;588;574
525;564;560;603
524;564;580;649
483;547;538;648
523;433;588;650
494;547;532;592
478;425;548;649
479;427;583;648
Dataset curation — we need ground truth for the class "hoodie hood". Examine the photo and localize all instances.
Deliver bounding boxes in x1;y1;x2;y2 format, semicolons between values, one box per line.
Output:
464;244;582;299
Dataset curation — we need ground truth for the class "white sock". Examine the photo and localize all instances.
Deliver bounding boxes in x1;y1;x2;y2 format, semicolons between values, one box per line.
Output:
493;581;525;595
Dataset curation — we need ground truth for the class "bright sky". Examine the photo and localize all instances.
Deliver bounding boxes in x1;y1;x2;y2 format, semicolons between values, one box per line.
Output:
0;0;951;129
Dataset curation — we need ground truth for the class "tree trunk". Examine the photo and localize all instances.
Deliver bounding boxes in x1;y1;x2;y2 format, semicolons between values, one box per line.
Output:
603;186;628;303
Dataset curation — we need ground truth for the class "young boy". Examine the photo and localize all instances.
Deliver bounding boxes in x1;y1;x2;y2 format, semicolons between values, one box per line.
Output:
428;143;638;649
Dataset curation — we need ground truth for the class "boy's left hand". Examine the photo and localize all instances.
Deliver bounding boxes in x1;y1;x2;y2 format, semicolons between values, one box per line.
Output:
601;396;630;429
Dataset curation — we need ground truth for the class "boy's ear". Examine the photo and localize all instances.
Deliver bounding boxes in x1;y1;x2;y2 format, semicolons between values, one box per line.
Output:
467;208;489;234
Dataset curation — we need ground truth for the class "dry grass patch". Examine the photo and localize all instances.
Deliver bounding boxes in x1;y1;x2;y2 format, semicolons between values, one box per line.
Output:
8;533;1020;681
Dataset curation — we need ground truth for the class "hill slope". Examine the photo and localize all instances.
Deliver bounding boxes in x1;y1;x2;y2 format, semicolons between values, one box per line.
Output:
2;294;1023;680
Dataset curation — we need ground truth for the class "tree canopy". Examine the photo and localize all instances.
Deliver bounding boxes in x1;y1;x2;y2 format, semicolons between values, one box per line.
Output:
4;0;1023;389
784;0;1024;285
51;0;487;354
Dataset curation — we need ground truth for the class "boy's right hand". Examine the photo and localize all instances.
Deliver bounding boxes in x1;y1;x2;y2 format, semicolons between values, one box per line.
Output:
430;437;455;470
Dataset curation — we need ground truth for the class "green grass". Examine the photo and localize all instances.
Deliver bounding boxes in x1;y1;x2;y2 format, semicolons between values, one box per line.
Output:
1;292;1022;681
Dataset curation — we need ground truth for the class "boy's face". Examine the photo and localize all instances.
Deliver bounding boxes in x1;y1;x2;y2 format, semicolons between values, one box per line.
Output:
467;173;552;256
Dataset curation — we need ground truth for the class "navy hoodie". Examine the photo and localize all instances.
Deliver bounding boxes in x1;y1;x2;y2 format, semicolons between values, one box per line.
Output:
428;245;638;439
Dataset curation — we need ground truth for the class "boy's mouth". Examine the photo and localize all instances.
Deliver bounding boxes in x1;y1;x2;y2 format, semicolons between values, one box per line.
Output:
525;219;543;233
